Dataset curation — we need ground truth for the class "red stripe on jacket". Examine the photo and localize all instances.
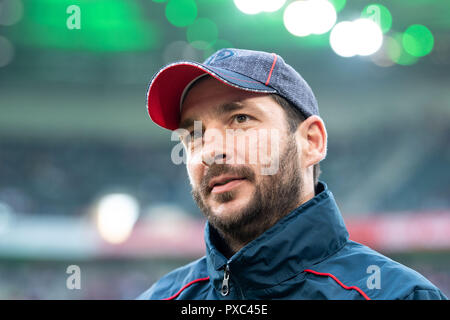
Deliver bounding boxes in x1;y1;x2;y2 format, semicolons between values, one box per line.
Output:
163;277;210;300
303;269;371;300
162;270;371;300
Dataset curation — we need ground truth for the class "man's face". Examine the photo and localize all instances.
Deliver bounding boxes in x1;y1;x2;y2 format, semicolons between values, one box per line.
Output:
180;77;304;244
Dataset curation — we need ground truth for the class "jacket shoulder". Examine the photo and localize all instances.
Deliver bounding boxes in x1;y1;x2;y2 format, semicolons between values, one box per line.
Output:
315;241;447;300
136;256;210;300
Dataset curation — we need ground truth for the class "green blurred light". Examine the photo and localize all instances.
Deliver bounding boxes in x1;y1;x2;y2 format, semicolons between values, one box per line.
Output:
329;0;346;13
402;24;434;57
388;33;418;66
152;0;166;2
13;0;159;52
187;18;218;50
361;4;392;34
165;0;197;28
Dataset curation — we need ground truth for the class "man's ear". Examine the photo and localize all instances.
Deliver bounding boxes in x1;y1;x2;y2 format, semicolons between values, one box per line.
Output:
296;115;327;168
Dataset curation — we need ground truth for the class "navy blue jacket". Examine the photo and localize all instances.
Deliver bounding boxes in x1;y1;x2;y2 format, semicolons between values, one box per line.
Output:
138;182;447;300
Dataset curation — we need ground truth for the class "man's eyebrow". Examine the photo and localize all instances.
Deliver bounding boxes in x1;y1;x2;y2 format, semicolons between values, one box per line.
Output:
178;101;246;130
179;117;195;131
216;101;245;115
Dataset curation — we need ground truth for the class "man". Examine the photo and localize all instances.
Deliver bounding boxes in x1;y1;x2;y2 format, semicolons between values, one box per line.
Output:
138;48;447;300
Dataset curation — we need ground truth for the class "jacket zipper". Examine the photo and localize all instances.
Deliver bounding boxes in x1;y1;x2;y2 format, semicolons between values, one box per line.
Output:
221;264;230;296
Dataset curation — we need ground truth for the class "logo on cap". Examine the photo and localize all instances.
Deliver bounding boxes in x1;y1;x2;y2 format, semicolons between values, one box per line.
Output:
205;49;235;65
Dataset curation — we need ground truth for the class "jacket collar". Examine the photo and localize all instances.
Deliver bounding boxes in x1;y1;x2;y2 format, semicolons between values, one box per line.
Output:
204;181;349;293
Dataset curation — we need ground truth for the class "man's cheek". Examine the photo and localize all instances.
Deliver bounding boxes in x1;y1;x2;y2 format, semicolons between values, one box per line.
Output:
257;129;281;176
228;129;256;166
186;162;200;189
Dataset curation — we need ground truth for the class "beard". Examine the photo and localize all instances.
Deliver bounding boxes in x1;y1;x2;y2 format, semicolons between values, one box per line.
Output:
191;136;303;247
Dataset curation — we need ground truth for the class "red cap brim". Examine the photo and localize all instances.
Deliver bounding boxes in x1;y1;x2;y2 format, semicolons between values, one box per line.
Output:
147;63;206;131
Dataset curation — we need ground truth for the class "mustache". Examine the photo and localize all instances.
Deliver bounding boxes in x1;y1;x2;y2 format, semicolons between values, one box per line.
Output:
200;164;256;194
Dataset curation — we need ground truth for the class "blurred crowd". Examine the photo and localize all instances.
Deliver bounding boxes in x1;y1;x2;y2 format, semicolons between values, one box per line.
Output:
0;122;449;218
0;138;198;217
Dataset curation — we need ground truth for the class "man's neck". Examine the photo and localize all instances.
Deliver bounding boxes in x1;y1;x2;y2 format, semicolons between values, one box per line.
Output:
219;235;244;259
216;189;317;259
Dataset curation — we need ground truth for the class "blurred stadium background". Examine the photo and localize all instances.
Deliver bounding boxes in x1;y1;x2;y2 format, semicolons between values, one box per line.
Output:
0;0;449;299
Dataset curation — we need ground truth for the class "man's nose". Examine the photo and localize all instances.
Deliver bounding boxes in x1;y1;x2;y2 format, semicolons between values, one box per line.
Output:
201;129;229;166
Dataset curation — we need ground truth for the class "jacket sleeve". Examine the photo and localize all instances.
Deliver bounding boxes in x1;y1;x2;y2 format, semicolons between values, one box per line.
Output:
403;289;448;300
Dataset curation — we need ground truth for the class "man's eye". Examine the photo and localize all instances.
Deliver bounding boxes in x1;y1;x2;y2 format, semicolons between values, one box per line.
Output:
234;114;250;123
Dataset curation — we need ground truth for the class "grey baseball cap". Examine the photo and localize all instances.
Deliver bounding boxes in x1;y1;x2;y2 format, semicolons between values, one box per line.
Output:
147;48;319;130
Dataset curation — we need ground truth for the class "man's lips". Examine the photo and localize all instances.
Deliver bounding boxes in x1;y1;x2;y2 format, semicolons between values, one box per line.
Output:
211;178;246;194
208;175;247;194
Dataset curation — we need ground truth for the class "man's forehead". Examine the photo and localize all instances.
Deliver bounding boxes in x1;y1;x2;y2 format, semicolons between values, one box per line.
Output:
180;78;265;124
181;76;242;109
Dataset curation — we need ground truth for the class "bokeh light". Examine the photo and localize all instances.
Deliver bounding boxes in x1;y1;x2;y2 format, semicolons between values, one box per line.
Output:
310;0;337;35
0;0;23;26
283;1;312;37
389;33;419;66
361;4;392;34
330;21;357;57
402;24;434;57
330;19;383;57
186;18;218;50
96;193;140;245
165;0;197;27
284;0;336;37
353;18;383;56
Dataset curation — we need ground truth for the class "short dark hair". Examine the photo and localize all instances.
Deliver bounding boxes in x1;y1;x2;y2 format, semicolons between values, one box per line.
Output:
271;94;321;187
